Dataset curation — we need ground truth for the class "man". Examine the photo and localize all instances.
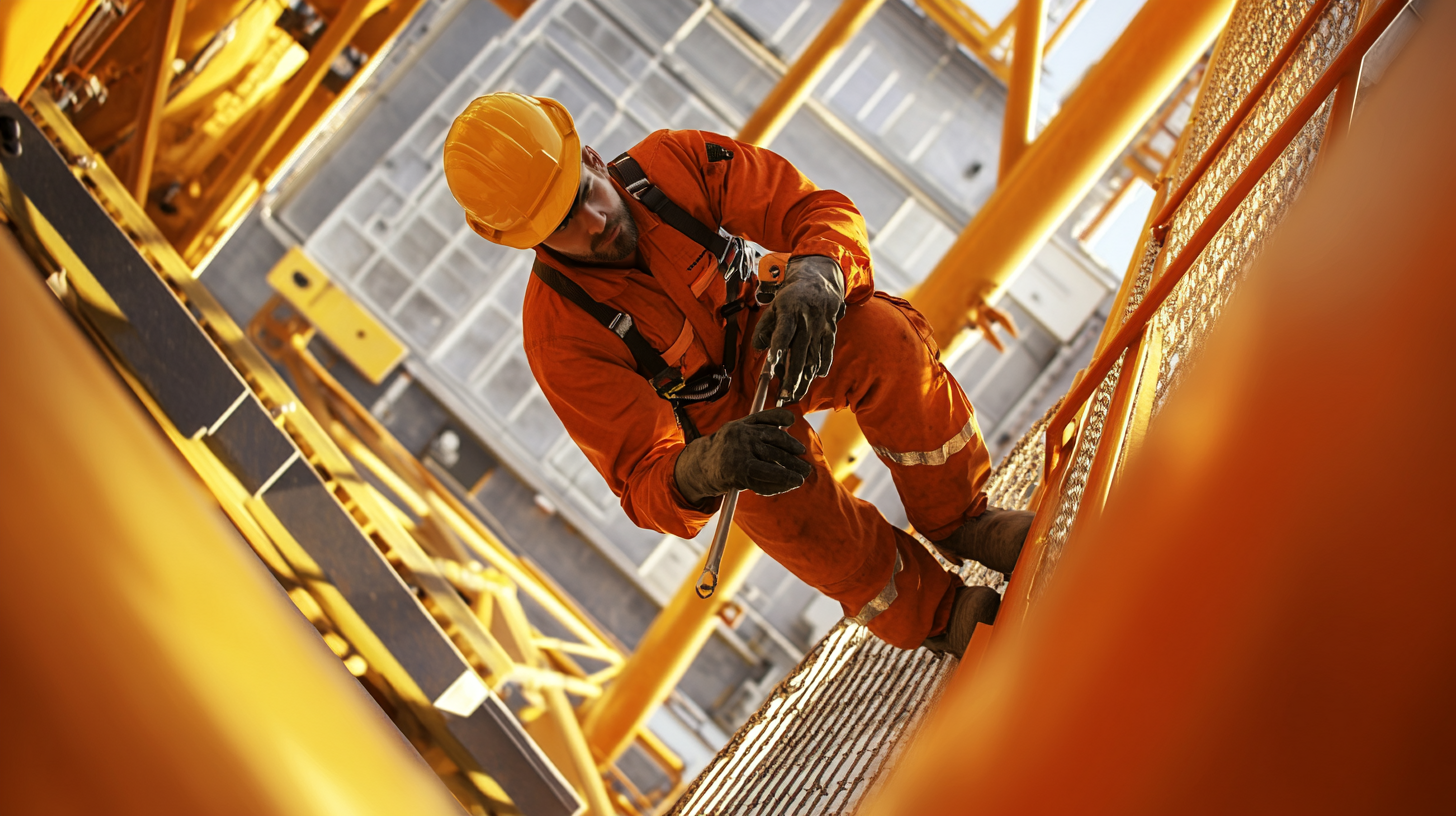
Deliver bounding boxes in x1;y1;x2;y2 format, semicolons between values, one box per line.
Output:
442;93;1031;656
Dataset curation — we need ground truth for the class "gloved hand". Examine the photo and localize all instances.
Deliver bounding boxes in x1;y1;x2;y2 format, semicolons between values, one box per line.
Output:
752;255;846;404
674;408;813;505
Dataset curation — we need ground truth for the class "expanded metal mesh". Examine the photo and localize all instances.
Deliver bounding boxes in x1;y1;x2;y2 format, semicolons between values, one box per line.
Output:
984;408;1054;512
669;621;955;816
1154;0;1357;411
1023;0;1357;595
1031;234;1163;590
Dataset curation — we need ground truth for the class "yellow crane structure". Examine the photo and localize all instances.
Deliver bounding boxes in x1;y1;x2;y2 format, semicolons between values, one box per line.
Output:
0;0;1451;813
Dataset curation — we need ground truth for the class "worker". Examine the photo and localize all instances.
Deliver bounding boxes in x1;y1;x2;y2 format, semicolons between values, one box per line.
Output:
442;93;1031;656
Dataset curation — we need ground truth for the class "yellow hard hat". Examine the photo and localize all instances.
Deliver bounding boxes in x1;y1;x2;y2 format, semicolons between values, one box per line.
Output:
442;93;581;249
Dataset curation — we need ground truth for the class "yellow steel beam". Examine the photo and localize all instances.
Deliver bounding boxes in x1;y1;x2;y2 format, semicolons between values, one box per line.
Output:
180;0;379;262
999;0;1047;179
816;0;1232;483
911;0;1235;348
1043;0;1095;56
0;223;462;815
989;5;1018;48
737;0;888;148
126;0;186;203
916;0;1010;81
581;527;761;766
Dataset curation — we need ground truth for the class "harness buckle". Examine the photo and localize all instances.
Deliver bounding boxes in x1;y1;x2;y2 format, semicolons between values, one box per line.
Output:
652;368;686;397
624;177;651;198
608;312;634;338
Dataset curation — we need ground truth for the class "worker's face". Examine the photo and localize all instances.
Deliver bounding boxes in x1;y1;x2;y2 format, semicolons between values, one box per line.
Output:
539;146;638;264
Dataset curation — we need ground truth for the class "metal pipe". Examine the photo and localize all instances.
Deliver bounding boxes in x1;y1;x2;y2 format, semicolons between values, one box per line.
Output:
999;0;1047;179
817;0;1235;481
909;0;1236;347
737;0;887;148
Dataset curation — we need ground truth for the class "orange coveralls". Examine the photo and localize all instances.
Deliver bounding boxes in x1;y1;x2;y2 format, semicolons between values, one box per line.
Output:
523;130;992;648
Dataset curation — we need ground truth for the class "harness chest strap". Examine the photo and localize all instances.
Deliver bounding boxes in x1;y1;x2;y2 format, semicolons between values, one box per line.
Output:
529;150;753;440
529;260;684;397
608;154;748;378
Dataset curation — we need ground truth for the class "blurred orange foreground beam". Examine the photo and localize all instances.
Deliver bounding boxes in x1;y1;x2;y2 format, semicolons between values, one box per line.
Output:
864;2;1456;813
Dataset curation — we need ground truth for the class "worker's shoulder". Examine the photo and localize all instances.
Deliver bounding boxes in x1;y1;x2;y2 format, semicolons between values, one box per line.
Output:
628;129;739;176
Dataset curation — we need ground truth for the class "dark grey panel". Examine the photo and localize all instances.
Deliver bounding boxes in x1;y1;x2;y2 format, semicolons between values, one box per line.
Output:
446;697;581;816
421;0;515;80
264;457;580;816
203;394;297;495
0;97;246;437
197;207;288;328
264;457;466;699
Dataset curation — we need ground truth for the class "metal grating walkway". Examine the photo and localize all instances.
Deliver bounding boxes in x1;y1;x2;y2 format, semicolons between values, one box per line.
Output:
669;621;956;816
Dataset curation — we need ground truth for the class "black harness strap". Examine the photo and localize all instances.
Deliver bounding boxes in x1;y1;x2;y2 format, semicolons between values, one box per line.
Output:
530;151;753;443
530;260;684;396
609;153;748;377
609;156;729;260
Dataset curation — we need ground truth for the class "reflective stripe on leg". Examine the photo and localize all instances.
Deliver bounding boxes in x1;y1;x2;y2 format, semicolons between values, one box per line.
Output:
872;418;978;467
850;550;902;625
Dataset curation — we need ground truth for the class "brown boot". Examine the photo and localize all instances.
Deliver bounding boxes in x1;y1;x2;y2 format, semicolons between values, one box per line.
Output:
931;506;1033;575
922;585;1000;657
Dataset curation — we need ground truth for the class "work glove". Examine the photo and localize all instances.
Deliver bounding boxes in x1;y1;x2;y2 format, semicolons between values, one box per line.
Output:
674;408;813;505
752;255;846;404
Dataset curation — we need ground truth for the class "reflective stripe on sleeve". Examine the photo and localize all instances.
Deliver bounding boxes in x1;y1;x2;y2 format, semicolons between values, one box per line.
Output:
871;418;976;467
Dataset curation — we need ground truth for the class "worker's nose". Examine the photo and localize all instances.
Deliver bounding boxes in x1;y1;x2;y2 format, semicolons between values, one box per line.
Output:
584;201;610;235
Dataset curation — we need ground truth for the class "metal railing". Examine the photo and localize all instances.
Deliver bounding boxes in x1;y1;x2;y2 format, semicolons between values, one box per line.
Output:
1004;0;1404;619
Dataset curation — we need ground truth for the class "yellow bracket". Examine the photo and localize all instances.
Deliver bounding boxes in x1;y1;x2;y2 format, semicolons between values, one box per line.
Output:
266;245;405;385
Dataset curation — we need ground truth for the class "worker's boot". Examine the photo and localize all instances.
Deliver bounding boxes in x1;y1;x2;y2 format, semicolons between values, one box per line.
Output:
930;506;1034;575
922;585;1000;657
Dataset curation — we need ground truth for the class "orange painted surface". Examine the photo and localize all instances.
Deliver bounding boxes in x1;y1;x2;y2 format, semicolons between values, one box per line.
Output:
865;2;1456;812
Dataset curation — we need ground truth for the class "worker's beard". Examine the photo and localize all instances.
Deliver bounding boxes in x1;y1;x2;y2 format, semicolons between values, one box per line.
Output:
575;209;639;264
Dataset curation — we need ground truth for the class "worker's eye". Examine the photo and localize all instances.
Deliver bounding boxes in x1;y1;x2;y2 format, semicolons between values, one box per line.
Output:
554;177;589;234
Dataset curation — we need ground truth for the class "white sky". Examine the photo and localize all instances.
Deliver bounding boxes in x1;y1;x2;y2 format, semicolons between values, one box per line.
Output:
958;0;1153;113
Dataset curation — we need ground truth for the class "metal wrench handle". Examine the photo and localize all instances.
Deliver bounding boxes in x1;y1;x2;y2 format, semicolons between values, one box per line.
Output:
696;353;780;599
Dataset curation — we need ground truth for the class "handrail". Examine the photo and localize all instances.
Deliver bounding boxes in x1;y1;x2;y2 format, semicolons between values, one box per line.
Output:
1150;0;1337;241
1043;0;1406;478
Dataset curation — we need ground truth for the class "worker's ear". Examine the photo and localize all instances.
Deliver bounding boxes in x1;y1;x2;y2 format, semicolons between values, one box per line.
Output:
582;144;605;172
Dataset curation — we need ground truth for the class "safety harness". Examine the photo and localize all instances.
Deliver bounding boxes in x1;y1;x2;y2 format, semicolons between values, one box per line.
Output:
530;151;758;442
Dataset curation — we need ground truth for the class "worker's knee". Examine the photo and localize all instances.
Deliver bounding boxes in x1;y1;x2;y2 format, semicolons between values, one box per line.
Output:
835;293;938;371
